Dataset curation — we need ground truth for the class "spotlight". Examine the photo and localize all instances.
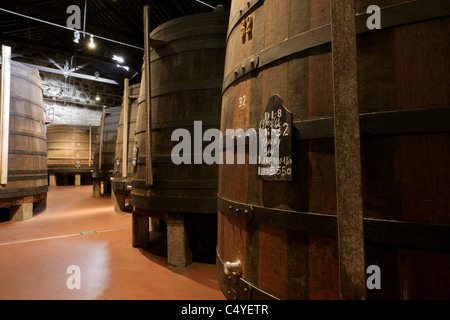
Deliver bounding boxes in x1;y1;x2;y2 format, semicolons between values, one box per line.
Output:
117;65;130;72
89;35;96;48
73;30;80;44
95;95;101;101
112;55;125;63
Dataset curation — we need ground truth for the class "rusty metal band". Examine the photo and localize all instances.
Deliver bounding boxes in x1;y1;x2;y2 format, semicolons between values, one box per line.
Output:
46;127;92;134
151;39;226;63
218;194;337;237
47;168;92;174
216;250;280;300
132;179;217;190
10;71;42;90
8;150;46;156
151;12;229;38
217;195;450;252
112;181;132;191
151;81;223;98
152;118;220;130
130;192;217;214
9;130;46;140
8;169;48;175
222;0;450;93
221;108;450;150
9;112;43;122
7;174;49;181
294;107;450;140
10;94;45;111
0;185;48;200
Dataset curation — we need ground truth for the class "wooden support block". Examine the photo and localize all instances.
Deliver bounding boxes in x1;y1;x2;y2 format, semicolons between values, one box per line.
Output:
132;210;149;248
10;201;33;221
34;196;47;213
74;174;81;186
113;191;125;212
49;174;57;187
93;179;101;197
166;212;192;268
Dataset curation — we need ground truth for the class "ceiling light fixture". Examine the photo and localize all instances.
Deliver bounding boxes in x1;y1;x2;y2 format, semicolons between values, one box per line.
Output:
117;65;130;71
73;30;80;43
88;34;95;48
112;55;125;63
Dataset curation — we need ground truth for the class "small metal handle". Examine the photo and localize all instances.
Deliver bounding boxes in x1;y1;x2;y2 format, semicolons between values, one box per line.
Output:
223;259;242;276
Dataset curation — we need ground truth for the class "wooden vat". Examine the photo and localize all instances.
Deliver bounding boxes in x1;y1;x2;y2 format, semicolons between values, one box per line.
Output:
0;61;48;221
92;106;121;196
131;10;228;267
112;82;140;212
216;0;450;300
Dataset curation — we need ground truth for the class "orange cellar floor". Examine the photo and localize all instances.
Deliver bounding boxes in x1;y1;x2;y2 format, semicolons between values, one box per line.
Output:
0;185;225;300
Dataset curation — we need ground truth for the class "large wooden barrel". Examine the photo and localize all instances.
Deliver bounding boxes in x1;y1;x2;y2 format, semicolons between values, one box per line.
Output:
47;124;97;175
0;61;48;220
112;83;140;210
93;106;121;180
216;0;450;300
131;10;228;266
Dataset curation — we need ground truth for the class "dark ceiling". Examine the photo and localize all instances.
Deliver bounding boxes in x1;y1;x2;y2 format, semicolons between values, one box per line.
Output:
0;0;231;88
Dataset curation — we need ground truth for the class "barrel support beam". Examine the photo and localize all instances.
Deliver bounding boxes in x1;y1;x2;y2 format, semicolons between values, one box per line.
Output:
331;0;366;299
113;191;126;212
122;78;129;179
10;196;33;221
143;5;154;186
92;179;101;197
0;45;11;186
132;209;149;248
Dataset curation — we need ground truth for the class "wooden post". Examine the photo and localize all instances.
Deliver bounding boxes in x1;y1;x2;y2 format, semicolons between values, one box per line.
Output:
10;196;33;221
331;0;366;299
166;213;192;268
113;191;126;212
93;179;101;197
0;45;11;186
143;5;153;186
74;174;81;186
132;210;149;248
88;125;92;167
49;173;57;186
122;78;129;178
99;106;105;171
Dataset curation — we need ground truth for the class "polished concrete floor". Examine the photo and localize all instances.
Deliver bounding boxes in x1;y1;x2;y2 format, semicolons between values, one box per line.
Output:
0;185;225;300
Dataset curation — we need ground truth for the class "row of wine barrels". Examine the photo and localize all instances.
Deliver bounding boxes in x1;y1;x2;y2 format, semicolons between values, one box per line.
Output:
0;61;48;220
130;9;228;266
47;124;98;175
216;0;450;300
93;106;121;181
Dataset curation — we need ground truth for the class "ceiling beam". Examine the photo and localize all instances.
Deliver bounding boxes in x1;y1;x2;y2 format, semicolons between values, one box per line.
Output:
19;62;120;85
